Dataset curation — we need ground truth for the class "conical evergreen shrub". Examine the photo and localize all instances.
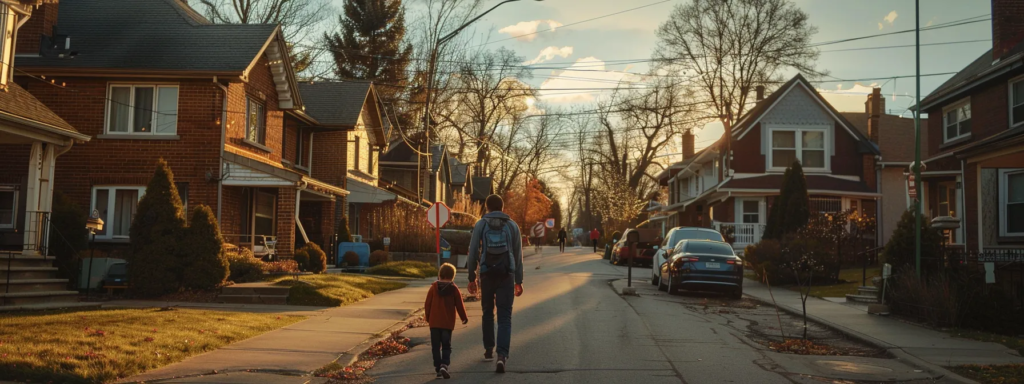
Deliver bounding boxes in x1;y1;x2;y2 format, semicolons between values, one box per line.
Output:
764;161;810;239
49;191;88;288
129;159;186;297
883;208;943;273
338;215;352;243
182;205;229;290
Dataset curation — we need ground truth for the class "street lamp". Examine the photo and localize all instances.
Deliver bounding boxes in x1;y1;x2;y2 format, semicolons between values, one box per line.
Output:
420;0;543;198
85;209;103;299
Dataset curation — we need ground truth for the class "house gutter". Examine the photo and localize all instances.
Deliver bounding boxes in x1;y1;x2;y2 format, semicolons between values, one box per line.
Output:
213;77;228;226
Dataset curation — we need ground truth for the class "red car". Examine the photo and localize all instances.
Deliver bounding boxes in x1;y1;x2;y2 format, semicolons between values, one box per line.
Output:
609;228;661;267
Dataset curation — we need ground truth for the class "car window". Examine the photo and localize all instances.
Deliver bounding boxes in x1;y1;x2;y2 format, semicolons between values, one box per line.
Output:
683;241;735;256
669;230;725;246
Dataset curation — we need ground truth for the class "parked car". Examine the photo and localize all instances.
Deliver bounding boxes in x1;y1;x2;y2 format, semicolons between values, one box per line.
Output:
658;240;743;299
650;227;727;286
609;228;661;266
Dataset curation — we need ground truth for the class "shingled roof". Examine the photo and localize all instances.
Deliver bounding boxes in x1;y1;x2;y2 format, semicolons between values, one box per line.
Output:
297;81;373;127
841;112;927;163
918;41;1024;111
0;83;82;139
18;0;279;73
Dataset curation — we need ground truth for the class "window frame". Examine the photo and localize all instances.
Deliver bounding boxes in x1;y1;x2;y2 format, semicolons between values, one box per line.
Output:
942;98;972;143
89;186;147;240
0;185;18;229
999;169;1024;237
104;83;180;136
767;125;830;172
1010;76;1024;128
295;128;308;169
245;96;267;146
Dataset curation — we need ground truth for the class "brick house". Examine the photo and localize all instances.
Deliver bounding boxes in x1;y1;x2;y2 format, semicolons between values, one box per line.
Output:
657;74;882;252
915;0;1024;253
12;0;349;259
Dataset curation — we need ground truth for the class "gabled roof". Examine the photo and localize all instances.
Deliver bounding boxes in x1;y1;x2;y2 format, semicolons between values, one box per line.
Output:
298;81;388;146
918;41;1024;111
0;83;85;140
449;157;469;185
841;112;927;163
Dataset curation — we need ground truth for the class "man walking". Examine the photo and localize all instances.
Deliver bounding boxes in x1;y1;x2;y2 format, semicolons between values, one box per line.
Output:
557;227;567;253
467;194;524;373
589;228;601;253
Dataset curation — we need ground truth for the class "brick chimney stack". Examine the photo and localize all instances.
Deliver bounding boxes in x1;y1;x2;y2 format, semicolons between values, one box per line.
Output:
992;0;1024;60
16;3;59;56
866;87;884;144
682;129;695;160
755;85;765;101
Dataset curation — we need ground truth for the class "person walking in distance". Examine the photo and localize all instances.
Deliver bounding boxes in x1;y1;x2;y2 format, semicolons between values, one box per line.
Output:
467;194;524;373
557;227;567;253
589;228;601;253
423;263;468;379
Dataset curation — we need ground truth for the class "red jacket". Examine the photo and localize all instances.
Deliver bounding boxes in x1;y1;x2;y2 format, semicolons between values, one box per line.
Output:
590;229;600;240
424;281;468;330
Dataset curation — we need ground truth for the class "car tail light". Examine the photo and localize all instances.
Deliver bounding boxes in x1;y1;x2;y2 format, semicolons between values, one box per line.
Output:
686;257;700;262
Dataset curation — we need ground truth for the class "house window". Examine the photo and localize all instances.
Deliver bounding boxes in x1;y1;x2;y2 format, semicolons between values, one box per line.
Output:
106;85;179;135
246;97;266;145
770;128;827;170
943;100;972;142
1001;170;1024;236
0;185;17;229
1012;79;1024;126
91;186;146;239
295;128;307;167
741;200;759;224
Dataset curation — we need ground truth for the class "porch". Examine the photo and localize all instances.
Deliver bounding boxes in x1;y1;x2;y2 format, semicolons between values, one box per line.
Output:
713;195;878;252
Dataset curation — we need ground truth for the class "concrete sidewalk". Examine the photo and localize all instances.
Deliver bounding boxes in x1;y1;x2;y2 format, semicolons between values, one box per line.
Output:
121;277;434;383
742;278;1024;369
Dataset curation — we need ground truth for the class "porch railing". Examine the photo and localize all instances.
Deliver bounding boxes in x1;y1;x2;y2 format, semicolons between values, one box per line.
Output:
222;234;278;261
715;222;765;249
22;211;50;256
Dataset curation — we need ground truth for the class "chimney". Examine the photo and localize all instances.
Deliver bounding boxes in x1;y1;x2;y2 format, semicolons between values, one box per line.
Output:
866;87;885;143
16;3;59;56
992;0;1024;61
755;85;765;101
682;130;695;160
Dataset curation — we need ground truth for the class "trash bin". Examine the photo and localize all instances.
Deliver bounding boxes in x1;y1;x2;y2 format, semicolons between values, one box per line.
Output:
603;244;612;260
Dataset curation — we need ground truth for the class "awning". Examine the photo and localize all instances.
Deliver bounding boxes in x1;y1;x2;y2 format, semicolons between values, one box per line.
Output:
221;153;348;199
347;176;397;204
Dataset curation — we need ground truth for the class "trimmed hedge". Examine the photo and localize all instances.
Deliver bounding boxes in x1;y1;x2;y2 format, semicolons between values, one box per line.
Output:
128;159;186;297
227;248;265;283
303;242;327;274
181;205;229;290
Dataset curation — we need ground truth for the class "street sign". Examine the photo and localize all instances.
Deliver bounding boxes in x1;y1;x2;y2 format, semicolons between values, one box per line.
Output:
545;218;555;228
426;202;451;229
907;174;917;200
382;237;391;246
531;222;545;238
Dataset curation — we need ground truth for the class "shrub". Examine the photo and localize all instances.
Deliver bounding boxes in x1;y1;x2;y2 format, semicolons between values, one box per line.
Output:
369;250;389;266
744;239;796;285
367;261;437;278
48;191;88;289
337;215;352;243
293;247;310;271
227;248;265;283
303;242;327;274
343;251;360;266
181;205;229;290
764;161;809;240
128;159;186;297
264;260;300;274
883;208;944;274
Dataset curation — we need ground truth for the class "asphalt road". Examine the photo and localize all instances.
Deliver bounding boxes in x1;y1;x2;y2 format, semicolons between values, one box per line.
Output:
368;246;943;384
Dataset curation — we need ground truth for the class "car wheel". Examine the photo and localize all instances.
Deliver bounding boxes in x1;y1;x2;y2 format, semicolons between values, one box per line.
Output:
667;274;679;295
658;275;667;291
730;285;743;300
650;270;659;286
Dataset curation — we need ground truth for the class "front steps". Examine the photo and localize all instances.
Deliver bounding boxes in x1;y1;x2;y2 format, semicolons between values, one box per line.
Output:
845;285;879;304
0;253;80;308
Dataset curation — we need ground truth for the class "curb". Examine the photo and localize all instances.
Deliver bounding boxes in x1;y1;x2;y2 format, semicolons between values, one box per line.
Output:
335;308;425;369
741;292;978;384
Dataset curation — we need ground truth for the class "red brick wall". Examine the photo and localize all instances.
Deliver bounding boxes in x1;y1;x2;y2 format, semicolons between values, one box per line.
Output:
731;121;866;179
276;188;296;257
732;124;763;174
862;154;877;191
224;55;285;168
15;3;57;56
926;79;1012;157
831;122;864;177
993;0;1024;60
311;130;348;188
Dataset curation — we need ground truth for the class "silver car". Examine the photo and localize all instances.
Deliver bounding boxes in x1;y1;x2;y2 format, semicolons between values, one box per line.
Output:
650;227;726;286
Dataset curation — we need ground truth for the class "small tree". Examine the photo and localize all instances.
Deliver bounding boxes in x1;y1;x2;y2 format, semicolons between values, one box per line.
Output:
884;208;943;274
781;232;828;340
49;191;88;289
129;159;186;297
764;161;809;239
303;242;327;273
181;205;229;290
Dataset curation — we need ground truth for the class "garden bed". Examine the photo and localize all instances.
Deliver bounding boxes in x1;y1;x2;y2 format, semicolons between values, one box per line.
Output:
271;274;407;307
0;307;301;383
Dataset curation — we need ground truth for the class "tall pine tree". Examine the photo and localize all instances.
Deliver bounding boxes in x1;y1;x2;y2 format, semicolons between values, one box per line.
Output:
763;161;809;240
324;0;411;102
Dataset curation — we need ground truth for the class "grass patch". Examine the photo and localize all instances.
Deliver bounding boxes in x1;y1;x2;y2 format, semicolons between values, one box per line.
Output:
949;364;1024;383
273;274;407;307
366;261;437;279
0;307;301;383
949;329;1024;356
785;266;881;298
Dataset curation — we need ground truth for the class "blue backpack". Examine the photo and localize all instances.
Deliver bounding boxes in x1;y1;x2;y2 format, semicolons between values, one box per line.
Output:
480;218;515;277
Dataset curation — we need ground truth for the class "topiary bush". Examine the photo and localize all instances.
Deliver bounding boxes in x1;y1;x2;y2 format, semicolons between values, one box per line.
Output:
343;251;360;266
303;242;327;274
128;158;186;297
181;205;229;290
227;248;265;283
883;208;944;274
337;215;352;243
293;247;310;272
369;250;389;266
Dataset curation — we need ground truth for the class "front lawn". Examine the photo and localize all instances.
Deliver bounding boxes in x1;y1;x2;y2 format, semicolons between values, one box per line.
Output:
0;308;301;383
366;261;438;279
949;364;1024;384
785;266;881;298
273;274;407;307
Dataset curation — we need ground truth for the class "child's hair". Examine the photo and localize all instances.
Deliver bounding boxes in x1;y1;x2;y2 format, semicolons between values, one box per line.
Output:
438;263;456;280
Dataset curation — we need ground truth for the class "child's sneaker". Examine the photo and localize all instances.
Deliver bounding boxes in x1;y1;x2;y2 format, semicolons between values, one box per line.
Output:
435;370;443;379
496;356;507;373
439;364;451;379
483;349;494;361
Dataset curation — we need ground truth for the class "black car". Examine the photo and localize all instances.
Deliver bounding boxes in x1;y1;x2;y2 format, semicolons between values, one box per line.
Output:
658;240;743;299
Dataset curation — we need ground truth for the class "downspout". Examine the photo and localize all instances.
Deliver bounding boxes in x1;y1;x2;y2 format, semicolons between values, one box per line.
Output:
961;158;968;251
876;156;883;249
295;181;309;244
213;77;228;226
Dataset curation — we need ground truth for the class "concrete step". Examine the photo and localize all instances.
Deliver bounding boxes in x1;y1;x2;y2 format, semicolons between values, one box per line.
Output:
0;266;59;280
220;285;291;296
0;290;80;306
0;278;70;293
0;301;100;312
216;294;289;305
845;293;880;304
0;255;56;268
857;286;879;296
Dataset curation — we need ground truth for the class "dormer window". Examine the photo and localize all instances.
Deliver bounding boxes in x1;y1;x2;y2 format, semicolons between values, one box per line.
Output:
768;125;828;172
942;99;971;143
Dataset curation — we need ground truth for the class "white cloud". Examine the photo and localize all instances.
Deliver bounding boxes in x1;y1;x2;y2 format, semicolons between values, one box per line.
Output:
498;20;563;42
926;17;936;27
524;46;574;65
537;57;640;103
818;83;880;113
878;22;884;30
878;10;898;30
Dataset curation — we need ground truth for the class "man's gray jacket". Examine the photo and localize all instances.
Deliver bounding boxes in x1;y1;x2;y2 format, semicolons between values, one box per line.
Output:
466;211;523;284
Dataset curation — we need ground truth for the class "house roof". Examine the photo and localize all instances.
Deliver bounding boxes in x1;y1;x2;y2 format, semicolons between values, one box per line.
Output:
918;41;1024;110
430;144;446;173
718;174;875;194
0;83;82;139
297;81;373;127
840;112;927;163
471;177;493;201
449;157;469;185
17;0;279;74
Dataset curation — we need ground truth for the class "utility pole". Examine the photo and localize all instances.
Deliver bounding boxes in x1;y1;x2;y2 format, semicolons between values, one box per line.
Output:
913;0;923;278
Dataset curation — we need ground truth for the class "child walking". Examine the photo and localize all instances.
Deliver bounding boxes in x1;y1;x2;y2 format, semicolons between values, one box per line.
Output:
424;263;468;379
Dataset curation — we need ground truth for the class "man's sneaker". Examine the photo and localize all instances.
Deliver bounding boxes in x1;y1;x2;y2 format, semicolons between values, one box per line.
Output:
435;370;443;379
439;364;451;379
496;356;507;373
483;349;494;361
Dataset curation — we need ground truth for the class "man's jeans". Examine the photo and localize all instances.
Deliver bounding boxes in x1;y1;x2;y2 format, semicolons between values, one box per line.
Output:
430;328;452;371
592;239;598;252
481;273;514;358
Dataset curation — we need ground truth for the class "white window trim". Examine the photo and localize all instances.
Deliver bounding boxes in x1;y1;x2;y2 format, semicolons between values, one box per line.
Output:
942;97;972;143
104;83;180;135
0;4;13;89
766;124;831;173
734;197;764;224
999;168;1024;237
245;96;267;146
90;186;147;240
1009;75;1024;128
0;185;17;229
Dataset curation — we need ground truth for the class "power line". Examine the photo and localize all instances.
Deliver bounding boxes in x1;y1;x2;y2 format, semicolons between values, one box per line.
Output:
475;0;672;47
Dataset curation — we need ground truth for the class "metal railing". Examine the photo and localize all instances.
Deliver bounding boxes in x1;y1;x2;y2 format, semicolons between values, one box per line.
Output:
715;223;765;248
22;211;51;256
222;234;278;261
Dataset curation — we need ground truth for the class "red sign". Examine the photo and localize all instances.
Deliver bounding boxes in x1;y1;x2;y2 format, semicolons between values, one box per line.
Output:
907;174;917;200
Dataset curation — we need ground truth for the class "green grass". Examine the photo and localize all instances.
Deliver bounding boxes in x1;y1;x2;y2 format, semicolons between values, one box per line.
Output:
949;329;1024;356
785;267;881;298
366;261;438;279
0;307;301;383
948;364;1024;383
273;274;407;307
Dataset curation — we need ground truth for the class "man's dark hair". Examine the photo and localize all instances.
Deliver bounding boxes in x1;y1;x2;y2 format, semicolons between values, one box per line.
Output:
485;194;503;212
